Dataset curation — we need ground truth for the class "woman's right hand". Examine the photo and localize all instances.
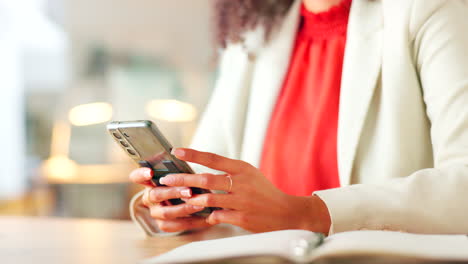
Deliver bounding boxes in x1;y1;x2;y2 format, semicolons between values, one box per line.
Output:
129;167;213;233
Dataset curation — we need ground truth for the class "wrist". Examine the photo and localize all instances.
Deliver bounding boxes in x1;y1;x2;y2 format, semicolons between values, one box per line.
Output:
292;195;331;235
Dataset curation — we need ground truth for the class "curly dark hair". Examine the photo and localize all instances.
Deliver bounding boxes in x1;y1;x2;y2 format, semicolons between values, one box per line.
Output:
213;0;295;49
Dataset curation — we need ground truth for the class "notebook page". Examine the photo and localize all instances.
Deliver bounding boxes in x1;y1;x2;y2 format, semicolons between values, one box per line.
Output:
311;230;468;262
141;229;320;264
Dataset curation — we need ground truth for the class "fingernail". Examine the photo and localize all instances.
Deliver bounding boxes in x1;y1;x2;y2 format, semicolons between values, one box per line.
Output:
159;176;170;185
191;205;204;210
144;169;153;179
171;148;185;158
180;189;192;198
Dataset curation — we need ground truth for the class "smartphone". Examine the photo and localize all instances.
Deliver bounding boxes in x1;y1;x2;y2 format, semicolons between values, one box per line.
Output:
107;120;214;217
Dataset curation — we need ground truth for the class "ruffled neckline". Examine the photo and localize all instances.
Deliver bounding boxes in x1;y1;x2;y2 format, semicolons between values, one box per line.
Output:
300;0;352;38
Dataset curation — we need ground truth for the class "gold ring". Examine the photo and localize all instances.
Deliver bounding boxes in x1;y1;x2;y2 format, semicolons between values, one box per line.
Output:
226;175;233;193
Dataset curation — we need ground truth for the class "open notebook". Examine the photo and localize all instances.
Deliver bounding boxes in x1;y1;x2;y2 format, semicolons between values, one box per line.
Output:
141;230;468;264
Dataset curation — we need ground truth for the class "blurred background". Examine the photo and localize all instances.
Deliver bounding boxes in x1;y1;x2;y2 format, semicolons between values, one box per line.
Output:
0;0;216;220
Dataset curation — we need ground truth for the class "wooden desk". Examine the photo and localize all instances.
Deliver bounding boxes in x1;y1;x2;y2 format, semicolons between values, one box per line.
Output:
0;217;247;264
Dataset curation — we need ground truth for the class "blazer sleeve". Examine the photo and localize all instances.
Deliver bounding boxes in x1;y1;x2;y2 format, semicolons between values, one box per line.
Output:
129;190;160;236
314;0;468;235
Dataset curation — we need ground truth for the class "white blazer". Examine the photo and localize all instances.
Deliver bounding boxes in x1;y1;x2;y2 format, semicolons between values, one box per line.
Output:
132;0;468;236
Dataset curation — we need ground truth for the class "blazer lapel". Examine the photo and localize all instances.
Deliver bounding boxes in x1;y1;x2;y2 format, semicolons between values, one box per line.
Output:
338;0;383;185
240;0;302;166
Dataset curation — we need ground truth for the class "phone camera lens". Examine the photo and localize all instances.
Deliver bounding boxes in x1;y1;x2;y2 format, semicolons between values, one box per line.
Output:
127;149;136;155
120;141;129;147
113;132;122;139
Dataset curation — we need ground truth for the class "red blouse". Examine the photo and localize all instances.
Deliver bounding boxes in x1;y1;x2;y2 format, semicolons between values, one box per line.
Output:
260;0;351;196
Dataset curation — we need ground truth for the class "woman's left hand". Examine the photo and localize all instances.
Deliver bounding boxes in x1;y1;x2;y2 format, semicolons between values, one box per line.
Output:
159;148;331;234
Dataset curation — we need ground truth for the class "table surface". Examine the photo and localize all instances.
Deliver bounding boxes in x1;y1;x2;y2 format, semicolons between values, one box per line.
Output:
0;216;248;264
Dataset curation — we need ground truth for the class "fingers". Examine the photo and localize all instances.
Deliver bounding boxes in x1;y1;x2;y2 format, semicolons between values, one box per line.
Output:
207;211;280;233
148;186;193;204
186;193;241;210
172;148;251;174
160;173;232;192
206;210;247;227
142;187;152;207
129;168;155;187
156;217;212;233
141;186;193;207
149;203;205;220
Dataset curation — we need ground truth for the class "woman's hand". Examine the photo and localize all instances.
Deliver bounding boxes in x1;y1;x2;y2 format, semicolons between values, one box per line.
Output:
159;148;331;234
129;168;213;233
